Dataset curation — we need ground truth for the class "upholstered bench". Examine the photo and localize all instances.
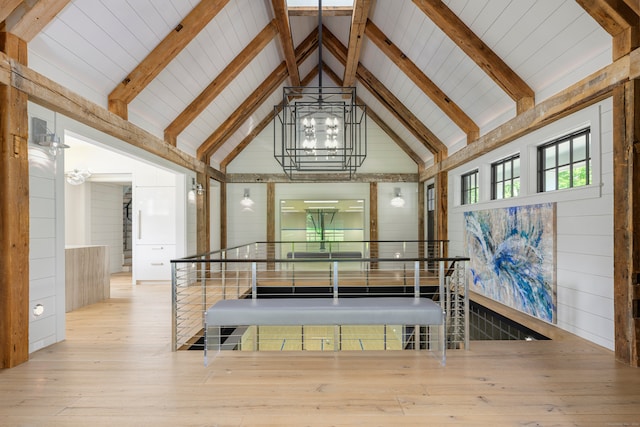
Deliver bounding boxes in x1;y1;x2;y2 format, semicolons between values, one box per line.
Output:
204;296;446;365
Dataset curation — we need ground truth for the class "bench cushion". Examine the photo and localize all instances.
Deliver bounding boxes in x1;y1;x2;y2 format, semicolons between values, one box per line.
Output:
205;297;443;326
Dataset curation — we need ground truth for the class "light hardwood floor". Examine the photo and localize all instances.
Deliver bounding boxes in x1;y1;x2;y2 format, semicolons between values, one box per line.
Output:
1;272;639;426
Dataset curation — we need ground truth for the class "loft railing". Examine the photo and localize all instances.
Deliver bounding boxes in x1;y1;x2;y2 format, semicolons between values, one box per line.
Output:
171;240;468;352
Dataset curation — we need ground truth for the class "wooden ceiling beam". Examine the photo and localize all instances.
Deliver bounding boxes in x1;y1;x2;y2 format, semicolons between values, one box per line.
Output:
164;19;279;146
221;65;319;170
271;0;301;87
108;0;230;119
412;0;534;114
0;0;24;24
322;25;447;156
2;0;71;42
623;0;640;17
226;172;418;183
576;0;640;60
323;63;423;165
421;51;632;181
288;6;353;16
342;0;372;88
365;18;479;144
0;50;224;182
199;28;319;162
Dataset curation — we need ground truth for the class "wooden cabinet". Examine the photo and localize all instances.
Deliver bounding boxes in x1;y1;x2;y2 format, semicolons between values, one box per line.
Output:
65;245;110;312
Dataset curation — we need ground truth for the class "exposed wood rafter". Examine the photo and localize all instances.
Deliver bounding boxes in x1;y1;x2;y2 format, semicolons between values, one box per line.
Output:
0;50;224;182
576;0;640;60
108;0;230;119
342;0;372;88
412;0;534;114
226;173;418;183
323;25;448;156
365;19;479;144
421;52;633;180
323;63;423;165
0;0;22;23
164;19;279;146
221;63;320;170
2;0;70;42
197;28;319;162
271;0;301;87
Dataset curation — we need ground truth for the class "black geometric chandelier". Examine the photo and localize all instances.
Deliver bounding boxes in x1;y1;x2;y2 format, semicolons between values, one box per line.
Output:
274;0;366;179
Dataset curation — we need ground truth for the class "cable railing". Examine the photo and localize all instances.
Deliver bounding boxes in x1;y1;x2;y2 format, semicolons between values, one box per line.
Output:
171;240;469;353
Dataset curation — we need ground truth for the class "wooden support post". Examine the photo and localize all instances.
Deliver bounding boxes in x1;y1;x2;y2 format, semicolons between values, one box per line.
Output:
369;182;378;268
0;32;29;368
613;80;640;367
220;182;227;250
436;171;448;258
196;172;209;255
267;182;276;268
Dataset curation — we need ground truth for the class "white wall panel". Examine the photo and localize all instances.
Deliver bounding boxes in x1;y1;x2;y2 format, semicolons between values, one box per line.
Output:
448;99;614;350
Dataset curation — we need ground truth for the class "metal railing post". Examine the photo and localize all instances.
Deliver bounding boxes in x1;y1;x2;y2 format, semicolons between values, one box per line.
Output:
171;262;177;351
251;262;257;300
333;261;339;301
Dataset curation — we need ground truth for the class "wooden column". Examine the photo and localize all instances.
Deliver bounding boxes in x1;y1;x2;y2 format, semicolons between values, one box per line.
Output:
220;182;227;250
417;180;425;262
612;80;640;367
0;32;29;368
369;182;378;267
436;170;448;258
196;172;210;255
266;182;276;266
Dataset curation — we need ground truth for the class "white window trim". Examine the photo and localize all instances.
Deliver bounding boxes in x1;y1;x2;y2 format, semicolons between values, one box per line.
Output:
451;101;603;214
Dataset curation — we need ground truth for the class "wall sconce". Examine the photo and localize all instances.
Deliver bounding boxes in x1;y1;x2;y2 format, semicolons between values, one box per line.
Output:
191;178;205;196
390;187;405;208
32;116;68;157
240;188;255;210
65;169;91;185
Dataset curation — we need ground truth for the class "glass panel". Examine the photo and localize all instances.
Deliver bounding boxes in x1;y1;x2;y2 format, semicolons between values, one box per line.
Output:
512;178;520;196
496;182;503;199
513;158;520;178
558;165;571;189
495;164;503;181
573;135;586;161
558;141;570;165
504;162;511;179
544;146;556;168
545;170;556;191
572;161;587;187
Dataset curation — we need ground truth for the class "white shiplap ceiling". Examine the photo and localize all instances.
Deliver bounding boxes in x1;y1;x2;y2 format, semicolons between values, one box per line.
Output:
26;0;612;170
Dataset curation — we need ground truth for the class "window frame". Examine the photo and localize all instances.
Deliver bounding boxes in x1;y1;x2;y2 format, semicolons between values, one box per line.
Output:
461;169;479;205
491;154;520;200
537;128;591;193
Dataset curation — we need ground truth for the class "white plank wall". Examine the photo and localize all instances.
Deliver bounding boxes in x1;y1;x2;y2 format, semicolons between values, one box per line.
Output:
90;182;124;273
447;99;614;350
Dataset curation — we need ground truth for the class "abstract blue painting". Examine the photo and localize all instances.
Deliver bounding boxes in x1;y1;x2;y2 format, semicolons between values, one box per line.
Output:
464;203;556;323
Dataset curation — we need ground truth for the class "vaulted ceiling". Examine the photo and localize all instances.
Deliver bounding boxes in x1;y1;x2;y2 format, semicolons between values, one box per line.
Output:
3;0;637;176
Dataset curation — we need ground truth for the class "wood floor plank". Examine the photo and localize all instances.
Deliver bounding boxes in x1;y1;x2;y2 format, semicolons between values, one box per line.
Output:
1;272;639;426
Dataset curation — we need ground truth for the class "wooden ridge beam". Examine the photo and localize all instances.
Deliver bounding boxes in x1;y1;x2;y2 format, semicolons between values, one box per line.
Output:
0;50;224;182
412;0;534;114
2;0;70;42
221;64;319;170
288;6;353;16
199;28;319;163
108;0;230;119
226;173;419;183
421;52;633;181
272;0;300;87
365;19;479;143
343;0;372;88
322;25;448;156
164;19;279;146
322;63;423;165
